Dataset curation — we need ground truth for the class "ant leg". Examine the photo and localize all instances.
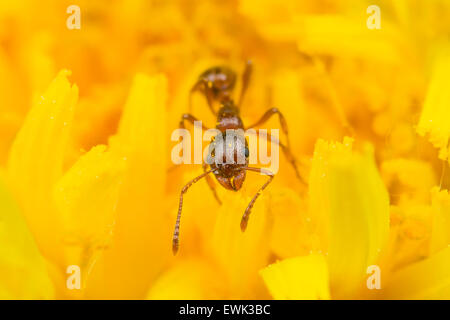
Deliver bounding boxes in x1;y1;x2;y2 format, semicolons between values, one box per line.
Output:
278;140;305;184
240;167;274;232
238;60;253;108
188;80;217;115
267;132;305;184
188;82;201;113
246;108;305;183
246;108;291;148
202;162;222;204
179;113;210;130
173;169;214;255
167;114;210;173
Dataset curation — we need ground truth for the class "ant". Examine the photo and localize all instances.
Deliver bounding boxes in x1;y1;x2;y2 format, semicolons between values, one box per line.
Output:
172;60;304;254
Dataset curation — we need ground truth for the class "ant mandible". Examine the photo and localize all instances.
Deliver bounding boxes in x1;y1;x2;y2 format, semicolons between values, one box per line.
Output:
172;60;304;254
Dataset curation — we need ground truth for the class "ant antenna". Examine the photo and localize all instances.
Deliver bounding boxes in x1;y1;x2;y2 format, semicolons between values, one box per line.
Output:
172;169;214;255
238;60;253;108
240;167;274;232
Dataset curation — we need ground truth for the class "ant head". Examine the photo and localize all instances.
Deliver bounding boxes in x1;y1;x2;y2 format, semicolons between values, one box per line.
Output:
207;130;249;191
198;66;237;101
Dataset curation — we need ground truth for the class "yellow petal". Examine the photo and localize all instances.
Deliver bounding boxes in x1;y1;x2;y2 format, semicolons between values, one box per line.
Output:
381;158;436;205
54;145;126;242
0;48;27;165
417;50;450;161
430;187;450;254
211;186;272;299
298;15;403;63
240;4;403;63
269;187;317;259
0;172;54;299
86;73;171;299
25;32;56;94
383;247;450;299
147;259;227;299
7;69;78;265
53;144;126;289
309;137;390;298
260;254;330;300
386;204;432;271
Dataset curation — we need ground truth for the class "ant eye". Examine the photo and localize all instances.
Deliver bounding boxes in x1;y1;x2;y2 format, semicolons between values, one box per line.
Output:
244;147;249;158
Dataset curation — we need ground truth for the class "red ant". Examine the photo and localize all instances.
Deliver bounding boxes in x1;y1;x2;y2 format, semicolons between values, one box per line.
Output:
172;60;304;254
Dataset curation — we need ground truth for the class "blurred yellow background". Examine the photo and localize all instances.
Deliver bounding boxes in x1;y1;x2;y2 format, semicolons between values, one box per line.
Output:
1;0;450;299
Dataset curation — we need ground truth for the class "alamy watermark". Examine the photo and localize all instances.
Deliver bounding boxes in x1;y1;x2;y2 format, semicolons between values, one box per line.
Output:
366;265;381;289
66;265;81;290
367;5;381;30
66;5;81;30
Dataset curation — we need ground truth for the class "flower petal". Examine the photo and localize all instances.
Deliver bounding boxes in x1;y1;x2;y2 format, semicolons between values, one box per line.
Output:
383;247;450;299
211;189;271;299
86;73;171;299
54;145;126;242
147;259;227;299
260;254;330;300
430;187;450;254
7;69;78;264
417;51;450;161
269;187;316;259
53;144;126;287
381;158;436;205
309;137;390;298
0;172;54;299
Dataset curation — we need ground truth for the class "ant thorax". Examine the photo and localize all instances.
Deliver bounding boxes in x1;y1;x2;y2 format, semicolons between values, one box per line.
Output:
216;102;244;131
206;130;249;178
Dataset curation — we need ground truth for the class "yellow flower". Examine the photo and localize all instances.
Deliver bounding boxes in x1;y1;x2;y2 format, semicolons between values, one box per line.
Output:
147;259;227;300
7;70;78;268
382;247;450;299
86;73;171;299
260;254;330;300
262;137;390;299
430;187;450;254
2;0;450;300
417;50;450;161
0;171;53;299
